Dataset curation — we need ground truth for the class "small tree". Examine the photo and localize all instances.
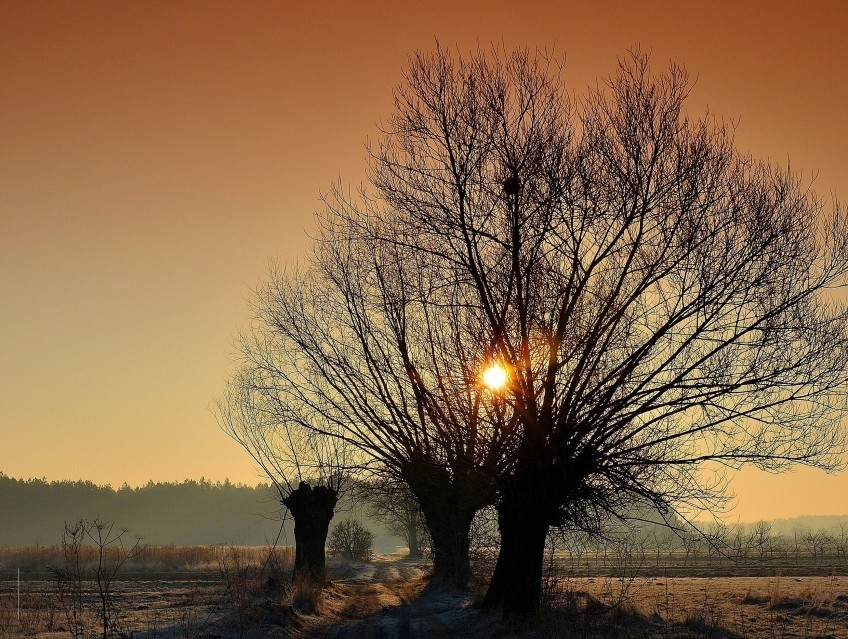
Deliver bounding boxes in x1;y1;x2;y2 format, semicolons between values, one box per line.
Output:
217;374;351;581
750;521;776;563
704;521;731;567
836;523;848;566
364;478;428;560
803;528;833;569
328;519;375;562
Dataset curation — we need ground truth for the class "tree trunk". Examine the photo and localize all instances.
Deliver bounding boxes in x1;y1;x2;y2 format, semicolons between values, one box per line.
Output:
484;444;590;622
402;458;493;590
420;502;474;587
406;518;420;560
482;493;550;621
282;482;338;580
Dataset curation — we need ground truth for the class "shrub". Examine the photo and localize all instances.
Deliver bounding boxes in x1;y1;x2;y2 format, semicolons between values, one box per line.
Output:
288;574;324;613
328;519;374;562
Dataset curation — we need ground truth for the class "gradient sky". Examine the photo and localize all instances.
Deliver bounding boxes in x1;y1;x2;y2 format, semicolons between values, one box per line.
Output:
2;0;846;521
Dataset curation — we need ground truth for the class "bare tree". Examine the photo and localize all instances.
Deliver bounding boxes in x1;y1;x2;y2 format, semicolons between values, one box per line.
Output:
791;526;807;563
703;521;730;567
749;521;776;563
328;519;375;562
217;375;349;581
803;527;834;570
228;43;848;620
362;478;429;560
836;523;848;567
232;230;514;587
358;46;848;619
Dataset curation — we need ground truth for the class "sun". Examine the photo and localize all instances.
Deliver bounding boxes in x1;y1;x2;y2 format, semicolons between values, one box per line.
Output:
481;363;508;390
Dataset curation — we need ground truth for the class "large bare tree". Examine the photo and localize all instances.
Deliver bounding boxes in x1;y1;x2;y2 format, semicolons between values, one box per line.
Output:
362;46;848;619
227;44;848;621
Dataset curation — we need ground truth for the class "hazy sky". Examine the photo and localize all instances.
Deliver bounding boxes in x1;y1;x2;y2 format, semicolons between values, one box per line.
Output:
2;0;846;521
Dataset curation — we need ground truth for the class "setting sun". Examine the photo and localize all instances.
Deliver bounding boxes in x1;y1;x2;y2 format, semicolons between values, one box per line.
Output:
481;363;508;390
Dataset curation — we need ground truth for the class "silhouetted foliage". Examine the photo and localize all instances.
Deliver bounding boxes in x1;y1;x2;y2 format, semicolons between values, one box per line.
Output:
362;478;429;560
361;45;848;620
230;200;511;585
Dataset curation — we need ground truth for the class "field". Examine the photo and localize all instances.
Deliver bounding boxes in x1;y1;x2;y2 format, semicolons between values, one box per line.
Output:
1;545;847;638
0;575;221;638
0;545;287;638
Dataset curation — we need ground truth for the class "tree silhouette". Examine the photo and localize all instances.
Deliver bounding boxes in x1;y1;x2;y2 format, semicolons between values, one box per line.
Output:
231;240;510;587
228;45;848;620
366;45;848;619
217;376;348;581
362;477;429;560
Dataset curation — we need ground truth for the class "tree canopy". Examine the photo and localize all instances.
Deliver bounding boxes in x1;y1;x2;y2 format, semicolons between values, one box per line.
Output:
227;45;848;620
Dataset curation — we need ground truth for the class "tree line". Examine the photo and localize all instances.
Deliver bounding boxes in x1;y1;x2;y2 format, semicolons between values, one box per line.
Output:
0;474;281;546
553;519;848;576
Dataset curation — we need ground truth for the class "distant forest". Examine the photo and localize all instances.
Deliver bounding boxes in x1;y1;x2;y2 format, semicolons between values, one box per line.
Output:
0;474;398;549
0;474;292;546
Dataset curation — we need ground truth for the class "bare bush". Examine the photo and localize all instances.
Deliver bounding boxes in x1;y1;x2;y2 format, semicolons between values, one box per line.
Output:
47;518;144;639
328;519;374;562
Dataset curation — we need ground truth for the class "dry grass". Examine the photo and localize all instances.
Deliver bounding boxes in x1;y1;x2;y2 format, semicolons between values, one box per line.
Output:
3;547;847;639
0;544;296;638
558;575;848;639
287;574;325;615
0;544;294;575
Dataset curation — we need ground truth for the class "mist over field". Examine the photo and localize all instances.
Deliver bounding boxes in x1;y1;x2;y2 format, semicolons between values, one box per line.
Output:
0;474;401;551
3;473;845;551
3;473;848;639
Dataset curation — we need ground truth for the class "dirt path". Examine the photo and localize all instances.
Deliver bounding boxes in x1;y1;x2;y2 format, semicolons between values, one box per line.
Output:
302;558;500;639
325;589;473;639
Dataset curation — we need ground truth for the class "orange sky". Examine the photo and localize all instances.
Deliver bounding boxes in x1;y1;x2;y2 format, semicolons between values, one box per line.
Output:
1;0;846;521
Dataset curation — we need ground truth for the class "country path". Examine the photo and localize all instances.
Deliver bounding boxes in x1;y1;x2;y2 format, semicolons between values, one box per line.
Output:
297;556;519;639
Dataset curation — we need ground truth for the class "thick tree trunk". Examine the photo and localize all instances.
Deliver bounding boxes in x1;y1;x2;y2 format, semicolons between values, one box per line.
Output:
482;494;550;620
420;503;474;587
484;442;590;621
402;458;494;590
282;482;338;581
